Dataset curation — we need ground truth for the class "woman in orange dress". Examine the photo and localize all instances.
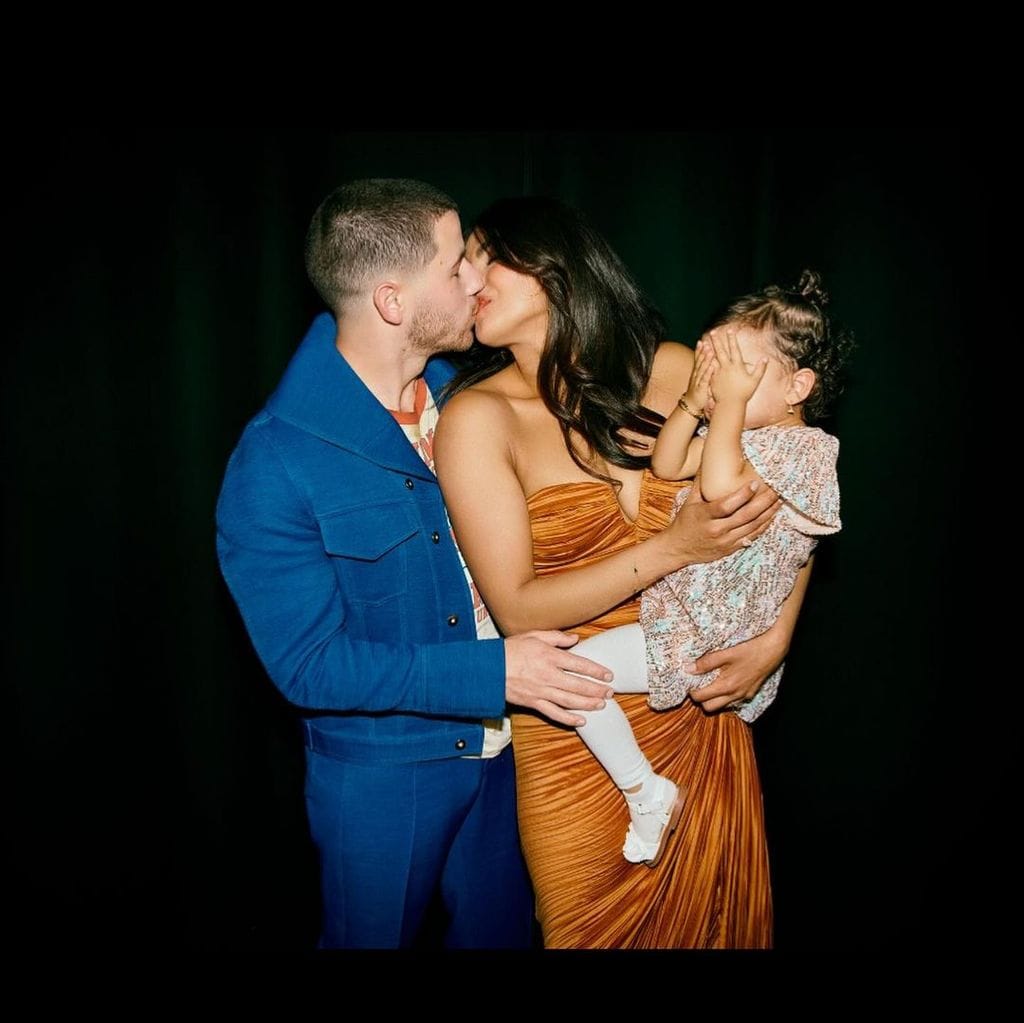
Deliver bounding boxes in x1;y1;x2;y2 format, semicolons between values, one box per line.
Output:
434;197;810;948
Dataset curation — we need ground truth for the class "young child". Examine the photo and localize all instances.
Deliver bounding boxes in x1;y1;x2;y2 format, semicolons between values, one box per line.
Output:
572;270;852;866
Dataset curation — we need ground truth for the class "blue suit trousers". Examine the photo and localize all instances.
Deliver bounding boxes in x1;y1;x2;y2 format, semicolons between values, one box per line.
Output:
305;746;534;948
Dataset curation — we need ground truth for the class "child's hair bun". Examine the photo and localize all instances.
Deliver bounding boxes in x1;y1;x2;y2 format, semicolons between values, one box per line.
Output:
794;269;829;308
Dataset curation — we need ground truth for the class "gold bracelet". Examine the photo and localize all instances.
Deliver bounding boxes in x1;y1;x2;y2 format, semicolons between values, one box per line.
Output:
677;396;704;420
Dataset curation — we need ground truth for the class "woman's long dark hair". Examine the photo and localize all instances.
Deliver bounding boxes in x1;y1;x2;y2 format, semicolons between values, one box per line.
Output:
445;197;666;484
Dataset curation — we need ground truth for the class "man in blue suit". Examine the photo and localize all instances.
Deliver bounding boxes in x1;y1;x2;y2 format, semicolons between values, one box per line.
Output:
216;180;618;948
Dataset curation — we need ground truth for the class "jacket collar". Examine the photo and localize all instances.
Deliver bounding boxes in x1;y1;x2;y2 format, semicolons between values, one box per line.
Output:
265;313;456;481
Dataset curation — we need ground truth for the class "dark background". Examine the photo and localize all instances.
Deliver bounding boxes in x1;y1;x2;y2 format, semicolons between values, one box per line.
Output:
5;130;979;951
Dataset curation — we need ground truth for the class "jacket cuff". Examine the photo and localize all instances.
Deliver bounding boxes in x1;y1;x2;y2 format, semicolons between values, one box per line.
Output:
417;638;506;718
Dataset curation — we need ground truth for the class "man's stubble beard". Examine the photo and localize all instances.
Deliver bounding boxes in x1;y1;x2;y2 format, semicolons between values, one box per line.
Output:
408;303;475;357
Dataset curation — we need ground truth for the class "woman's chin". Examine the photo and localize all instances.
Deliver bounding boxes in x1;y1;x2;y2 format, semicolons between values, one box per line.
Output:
472;329;503;350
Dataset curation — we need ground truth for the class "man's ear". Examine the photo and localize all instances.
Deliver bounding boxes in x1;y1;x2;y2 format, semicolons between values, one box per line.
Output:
372;280;404;326
788;367;816;405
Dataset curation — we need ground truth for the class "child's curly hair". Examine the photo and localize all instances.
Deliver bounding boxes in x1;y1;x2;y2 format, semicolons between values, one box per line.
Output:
709;269;855;423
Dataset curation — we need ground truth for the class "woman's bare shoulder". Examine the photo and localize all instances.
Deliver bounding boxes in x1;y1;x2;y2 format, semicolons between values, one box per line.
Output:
436;377;519;459
645;341;695;414
442;379;514;422
443;363;529;416
652;340;695;377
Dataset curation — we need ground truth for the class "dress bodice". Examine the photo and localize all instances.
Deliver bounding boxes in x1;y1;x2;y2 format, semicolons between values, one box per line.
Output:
525;472;686;637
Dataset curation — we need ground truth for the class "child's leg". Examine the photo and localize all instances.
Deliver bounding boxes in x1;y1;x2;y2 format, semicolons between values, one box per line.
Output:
572;624;650;789
572;624;686;866
574;623;650;694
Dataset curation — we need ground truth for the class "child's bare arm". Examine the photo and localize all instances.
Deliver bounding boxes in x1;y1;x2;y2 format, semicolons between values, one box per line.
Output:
652;410;704;480
699;329;767;500
651;338;714;480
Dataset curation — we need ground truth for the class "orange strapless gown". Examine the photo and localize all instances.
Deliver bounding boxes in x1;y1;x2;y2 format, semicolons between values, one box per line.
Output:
512;473;773;948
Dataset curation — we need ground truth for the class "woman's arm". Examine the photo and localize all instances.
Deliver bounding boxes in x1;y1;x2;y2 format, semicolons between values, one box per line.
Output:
689;557;814;712
434;387;780;636
436;389;672;633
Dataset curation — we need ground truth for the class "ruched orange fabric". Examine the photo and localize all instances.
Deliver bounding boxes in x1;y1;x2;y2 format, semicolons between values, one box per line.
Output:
512;473;773;948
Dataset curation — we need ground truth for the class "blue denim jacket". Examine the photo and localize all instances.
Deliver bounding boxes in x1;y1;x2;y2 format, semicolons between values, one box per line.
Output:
216;313;506;764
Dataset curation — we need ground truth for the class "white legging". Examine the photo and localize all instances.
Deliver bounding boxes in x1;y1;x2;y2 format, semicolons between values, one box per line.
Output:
572;624;654;791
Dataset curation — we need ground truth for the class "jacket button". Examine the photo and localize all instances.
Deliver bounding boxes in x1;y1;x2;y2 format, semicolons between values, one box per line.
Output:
447;614;459;627
455;739;467;750
431;531;441;544
404;478;414;490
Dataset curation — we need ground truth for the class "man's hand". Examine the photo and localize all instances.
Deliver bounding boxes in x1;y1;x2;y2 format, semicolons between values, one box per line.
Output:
688;625;788;713
505;631;614;727
662;479;781;567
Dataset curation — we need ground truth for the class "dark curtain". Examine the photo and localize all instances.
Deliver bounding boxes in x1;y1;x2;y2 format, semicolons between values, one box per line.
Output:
6;130;978;950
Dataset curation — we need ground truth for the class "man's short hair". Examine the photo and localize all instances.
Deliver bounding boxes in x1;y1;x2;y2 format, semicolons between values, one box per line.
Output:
305;178;459;314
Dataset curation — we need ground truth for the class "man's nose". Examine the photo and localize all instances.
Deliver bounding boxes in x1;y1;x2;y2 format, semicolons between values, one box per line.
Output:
464;260;484;295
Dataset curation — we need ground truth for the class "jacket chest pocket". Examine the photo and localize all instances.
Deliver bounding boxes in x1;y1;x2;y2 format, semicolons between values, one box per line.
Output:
319;502;419;605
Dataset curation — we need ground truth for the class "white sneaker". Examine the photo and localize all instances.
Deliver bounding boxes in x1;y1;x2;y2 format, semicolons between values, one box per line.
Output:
622;775;687;867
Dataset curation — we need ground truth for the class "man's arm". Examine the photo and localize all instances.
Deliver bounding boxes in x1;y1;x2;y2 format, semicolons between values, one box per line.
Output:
217;424;613;726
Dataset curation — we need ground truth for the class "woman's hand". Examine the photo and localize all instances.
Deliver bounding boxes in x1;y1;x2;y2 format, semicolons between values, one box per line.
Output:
691;558;814;714
709;328;767;405
659;478;780;567
688;623;788;713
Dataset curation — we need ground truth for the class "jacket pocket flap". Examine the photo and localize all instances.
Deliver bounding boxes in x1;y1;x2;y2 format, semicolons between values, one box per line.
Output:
319;503;419;561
